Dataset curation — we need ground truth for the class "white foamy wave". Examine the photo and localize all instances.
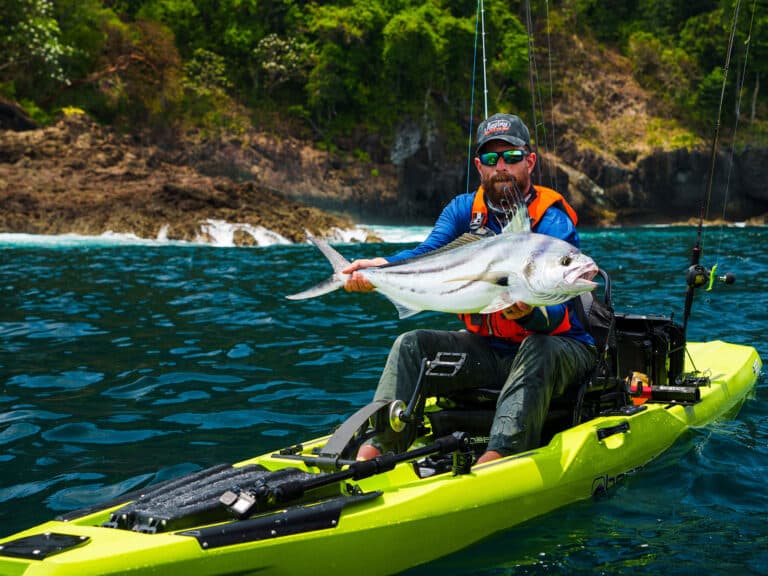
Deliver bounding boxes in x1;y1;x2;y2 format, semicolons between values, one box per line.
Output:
322;227;371;243
0;231;187;247
197;219;293;247
360;225;430;244
0;222;427;248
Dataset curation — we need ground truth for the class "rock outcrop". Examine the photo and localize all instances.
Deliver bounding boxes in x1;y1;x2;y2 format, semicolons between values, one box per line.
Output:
1;111;766;246
0;113;376;244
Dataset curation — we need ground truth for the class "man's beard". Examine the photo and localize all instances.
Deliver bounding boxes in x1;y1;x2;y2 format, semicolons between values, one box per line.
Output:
481;173;528;208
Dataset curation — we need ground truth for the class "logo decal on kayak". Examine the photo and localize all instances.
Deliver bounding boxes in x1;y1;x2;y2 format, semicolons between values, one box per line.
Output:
591;465;644;496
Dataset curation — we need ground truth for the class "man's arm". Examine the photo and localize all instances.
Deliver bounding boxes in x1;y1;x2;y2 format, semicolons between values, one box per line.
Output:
343;196;470;292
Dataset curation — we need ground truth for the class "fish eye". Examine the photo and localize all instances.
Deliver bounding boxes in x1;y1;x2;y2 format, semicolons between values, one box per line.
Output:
560;255;572;266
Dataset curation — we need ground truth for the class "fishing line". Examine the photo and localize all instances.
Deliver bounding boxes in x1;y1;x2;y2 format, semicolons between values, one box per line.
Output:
544;0;558;177
699;0;741;232
683;0;744;332
523;0;542;185
523;0;559;191
714;0;757;261
466;0;482;195
497;182;526;228
466;0;489;195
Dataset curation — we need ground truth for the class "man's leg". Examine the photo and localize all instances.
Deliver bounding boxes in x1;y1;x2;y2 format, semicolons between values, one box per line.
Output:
360;329;509;456
483;335;596;459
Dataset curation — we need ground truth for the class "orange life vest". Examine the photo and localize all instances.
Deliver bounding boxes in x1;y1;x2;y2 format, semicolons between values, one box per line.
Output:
459;185;578;342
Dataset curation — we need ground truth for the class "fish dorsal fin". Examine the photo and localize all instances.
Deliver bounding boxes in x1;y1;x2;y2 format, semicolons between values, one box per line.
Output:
500;187;532;234
377;233;483;268
428;233;484;254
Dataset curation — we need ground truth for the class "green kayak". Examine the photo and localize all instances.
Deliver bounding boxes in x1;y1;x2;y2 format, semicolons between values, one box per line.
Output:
0;321;761;576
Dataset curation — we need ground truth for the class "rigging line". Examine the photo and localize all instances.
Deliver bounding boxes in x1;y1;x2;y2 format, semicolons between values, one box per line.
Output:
683;0;743;333
480;0;489;119
715;0;757;260
466;0;482;195
701;0;741;230
537;0;560;192
525;1;557;191
524;0;542;185
545;0;557;167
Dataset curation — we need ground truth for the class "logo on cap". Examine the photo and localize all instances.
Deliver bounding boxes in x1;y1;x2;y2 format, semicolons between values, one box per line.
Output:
482;118;513;138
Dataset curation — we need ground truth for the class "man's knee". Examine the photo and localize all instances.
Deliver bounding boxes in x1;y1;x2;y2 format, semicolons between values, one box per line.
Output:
393;329;431;348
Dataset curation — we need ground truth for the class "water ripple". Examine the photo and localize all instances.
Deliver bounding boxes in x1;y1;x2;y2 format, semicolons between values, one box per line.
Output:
7;370;103;390
0;422;40;445
42;422;169;444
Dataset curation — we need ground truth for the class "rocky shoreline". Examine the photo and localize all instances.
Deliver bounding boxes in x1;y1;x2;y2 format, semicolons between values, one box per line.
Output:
1;111;766;247
0;112;386;245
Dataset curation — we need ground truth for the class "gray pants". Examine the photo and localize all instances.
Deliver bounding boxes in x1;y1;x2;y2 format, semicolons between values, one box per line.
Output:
370;330;597;455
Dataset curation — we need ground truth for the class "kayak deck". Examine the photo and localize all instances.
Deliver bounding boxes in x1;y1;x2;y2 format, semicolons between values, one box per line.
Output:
0;340;761;576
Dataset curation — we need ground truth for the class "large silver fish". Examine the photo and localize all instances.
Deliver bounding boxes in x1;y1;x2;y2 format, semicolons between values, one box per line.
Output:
287;208;598;319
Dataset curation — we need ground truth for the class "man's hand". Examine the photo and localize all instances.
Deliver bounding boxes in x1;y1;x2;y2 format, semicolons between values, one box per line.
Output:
500;302;533;320
342;258;388;292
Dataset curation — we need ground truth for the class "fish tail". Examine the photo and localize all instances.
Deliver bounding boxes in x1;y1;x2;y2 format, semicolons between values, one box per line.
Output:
285;234;350;300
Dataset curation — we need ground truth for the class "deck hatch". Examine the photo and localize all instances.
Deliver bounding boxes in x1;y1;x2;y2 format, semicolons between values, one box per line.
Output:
0;532;90;560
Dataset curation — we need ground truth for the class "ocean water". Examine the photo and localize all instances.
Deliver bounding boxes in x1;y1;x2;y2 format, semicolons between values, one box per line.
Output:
0;225;765;575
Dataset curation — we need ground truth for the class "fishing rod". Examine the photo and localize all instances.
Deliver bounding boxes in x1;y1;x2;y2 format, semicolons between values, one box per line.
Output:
682;0;748;334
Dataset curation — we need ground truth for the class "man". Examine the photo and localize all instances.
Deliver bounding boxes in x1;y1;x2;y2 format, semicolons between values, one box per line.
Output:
346;113;597;464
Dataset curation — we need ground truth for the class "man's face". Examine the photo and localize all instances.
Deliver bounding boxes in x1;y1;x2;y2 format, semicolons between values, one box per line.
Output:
474;140;536;205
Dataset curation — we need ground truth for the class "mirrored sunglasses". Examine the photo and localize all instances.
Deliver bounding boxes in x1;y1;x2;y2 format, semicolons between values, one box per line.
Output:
478;149;529;166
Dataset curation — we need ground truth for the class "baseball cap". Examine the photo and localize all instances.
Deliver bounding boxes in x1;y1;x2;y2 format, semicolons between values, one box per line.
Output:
475;113;531;152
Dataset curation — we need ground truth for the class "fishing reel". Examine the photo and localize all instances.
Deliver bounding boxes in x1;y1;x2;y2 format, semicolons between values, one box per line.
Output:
685;263;735;291
683;241;736;332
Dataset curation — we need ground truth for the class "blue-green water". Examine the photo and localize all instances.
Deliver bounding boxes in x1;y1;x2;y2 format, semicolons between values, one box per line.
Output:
1;226;766;575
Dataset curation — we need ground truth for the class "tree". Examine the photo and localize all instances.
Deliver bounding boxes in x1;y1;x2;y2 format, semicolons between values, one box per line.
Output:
0;0;70;99
304;0;387;125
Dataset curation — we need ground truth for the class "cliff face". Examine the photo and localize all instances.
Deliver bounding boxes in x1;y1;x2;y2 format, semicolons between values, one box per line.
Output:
380;122;768;227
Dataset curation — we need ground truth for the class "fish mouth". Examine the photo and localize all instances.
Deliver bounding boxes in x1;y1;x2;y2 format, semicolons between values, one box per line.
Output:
565;262;599;288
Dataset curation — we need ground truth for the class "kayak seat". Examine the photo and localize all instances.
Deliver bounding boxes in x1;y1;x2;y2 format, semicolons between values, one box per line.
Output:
425;372;631;449
426;269;633;450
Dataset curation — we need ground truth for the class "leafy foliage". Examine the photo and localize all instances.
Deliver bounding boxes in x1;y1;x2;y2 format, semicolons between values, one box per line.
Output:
0;0;765;149
0;0;71;98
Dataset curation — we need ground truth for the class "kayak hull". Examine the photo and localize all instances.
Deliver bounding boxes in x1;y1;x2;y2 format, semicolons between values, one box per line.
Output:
0;340;761;576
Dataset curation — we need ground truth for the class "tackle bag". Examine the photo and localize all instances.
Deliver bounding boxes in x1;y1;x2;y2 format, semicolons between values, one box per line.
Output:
613;313;686;387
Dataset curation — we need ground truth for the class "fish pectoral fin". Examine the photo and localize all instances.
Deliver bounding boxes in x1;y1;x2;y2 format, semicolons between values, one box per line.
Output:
478;293;517;314
383;296;422;319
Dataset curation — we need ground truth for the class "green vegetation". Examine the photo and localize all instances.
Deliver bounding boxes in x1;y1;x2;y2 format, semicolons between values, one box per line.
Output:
1;0;766;154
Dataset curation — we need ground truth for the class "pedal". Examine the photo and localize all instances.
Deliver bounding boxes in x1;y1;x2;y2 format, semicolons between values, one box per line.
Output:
426;352;467;377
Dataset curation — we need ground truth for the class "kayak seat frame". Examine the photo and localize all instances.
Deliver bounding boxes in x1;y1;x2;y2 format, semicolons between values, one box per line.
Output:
424;371;633;450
